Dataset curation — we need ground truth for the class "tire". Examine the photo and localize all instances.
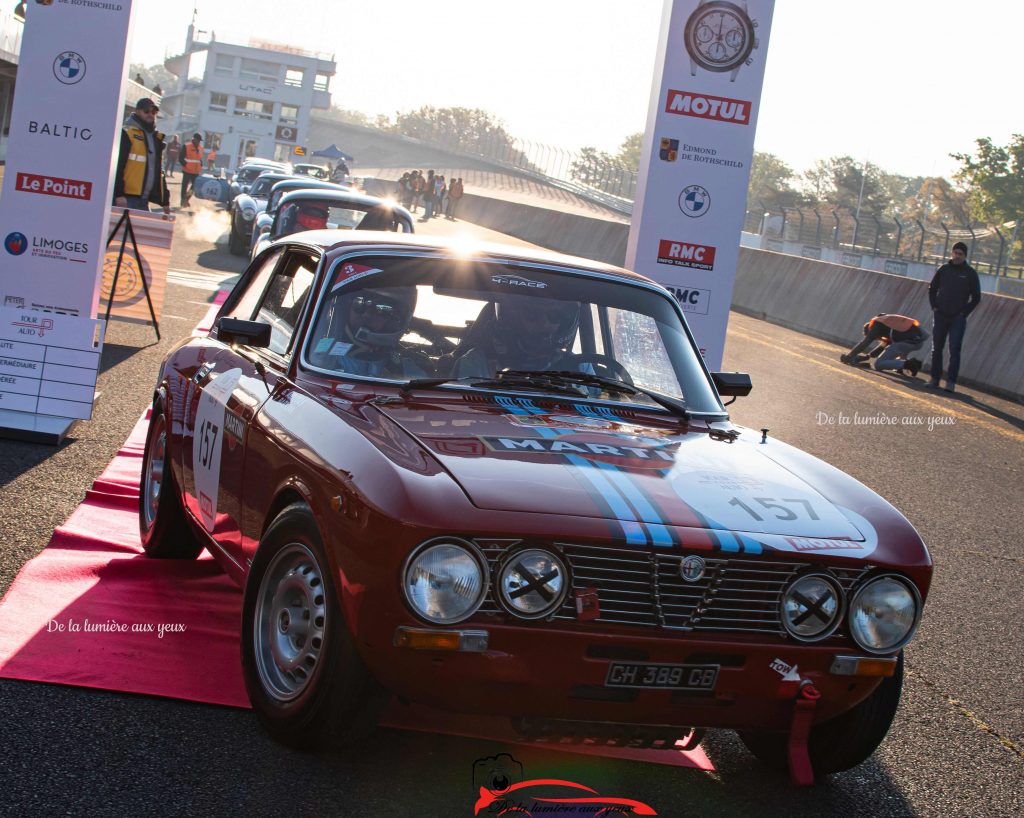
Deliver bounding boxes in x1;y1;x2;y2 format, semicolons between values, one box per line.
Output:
241;502;384;749
739;652;904;777
228;224;246;256
139;408;203;559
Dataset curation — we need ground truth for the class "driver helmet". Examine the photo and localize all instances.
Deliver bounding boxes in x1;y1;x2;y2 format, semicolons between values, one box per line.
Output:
341;286;417;349
295;203;329;231
493;294;580;361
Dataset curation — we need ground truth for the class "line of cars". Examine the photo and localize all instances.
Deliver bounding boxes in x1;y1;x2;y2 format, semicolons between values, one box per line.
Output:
226;159;409;257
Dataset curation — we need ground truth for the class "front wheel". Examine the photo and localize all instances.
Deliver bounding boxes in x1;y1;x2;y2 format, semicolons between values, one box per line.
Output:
739;652;904;777
139;408;203;559
228;225;247;255
241;502;384;748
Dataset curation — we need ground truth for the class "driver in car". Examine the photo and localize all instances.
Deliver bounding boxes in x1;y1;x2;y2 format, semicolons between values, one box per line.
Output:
279;202;329;237
310;286;429;379
452;294;583;378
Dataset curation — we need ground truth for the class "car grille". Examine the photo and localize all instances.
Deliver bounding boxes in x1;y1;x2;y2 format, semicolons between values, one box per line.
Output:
475;539;871;637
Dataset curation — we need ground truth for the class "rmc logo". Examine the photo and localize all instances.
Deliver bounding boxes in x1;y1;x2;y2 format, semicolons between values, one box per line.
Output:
657;239;716;271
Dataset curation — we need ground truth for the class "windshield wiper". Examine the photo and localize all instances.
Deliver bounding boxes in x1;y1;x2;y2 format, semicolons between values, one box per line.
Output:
501;369;691;420
401;371;690;419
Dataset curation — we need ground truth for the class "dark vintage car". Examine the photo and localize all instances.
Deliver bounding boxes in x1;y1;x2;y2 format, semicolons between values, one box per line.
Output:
248;179;355;256
250;190;414;259
228;172;295;255
139;234;931;783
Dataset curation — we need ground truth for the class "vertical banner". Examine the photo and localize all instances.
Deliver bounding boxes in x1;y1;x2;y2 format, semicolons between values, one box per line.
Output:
0;0;135;319
626;0;774;370
0;0;135;433
99;210;172;323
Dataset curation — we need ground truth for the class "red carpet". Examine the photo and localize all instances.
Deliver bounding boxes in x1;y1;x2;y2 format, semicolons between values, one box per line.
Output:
0;293;711;770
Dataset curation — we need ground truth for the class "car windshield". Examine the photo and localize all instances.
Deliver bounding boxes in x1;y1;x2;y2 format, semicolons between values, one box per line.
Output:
239;167;265;183
274;200;409;236
303;255;724;416
250;177;275;197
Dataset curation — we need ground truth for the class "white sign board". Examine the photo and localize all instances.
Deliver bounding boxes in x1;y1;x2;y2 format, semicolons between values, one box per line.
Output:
0;0;136;319
626;0;775;370
0;305;103;420
0;0;135;436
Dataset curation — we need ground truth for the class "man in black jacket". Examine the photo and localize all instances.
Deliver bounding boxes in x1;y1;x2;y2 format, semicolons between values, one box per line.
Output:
113;98;170;214
927;241;980;392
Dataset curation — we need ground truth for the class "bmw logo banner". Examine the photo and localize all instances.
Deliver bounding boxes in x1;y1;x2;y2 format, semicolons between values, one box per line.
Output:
0;1;139;426
625;0;776;370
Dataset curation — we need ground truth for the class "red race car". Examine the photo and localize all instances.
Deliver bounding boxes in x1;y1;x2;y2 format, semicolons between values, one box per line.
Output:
139;232;931;782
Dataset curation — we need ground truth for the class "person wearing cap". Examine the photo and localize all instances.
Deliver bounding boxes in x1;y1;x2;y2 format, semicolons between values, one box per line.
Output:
113;98;169;214
926;241;981;392
180;132;205;208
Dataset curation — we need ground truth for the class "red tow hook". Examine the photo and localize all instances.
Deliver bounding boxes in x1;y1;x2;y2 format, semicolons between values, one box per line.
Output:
787;681;821;787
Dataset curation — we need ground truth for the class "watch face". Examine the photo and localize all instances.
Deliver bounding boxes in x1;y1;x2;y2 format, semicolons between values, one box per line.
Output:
684;1;756;73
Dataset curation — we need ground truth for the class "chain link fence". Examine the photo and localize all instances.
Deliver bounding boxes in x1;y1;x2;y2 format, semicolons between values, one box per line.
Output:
744;204;1023;278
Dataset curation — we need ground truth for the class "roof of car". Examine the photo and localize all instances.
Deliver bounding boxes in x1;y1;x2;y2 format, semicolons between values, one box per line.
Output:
269;178;350;194
279;232;656;287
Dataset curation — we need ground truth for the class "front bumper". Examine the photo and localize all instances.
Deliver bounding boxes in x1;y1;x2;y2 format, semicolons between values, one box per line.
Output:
363;622;888;731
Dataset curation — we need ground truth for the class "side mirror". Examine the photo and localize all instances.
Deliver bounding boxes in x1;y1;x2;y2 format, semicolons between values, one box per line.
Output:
711;372;753;398
216;317;271;348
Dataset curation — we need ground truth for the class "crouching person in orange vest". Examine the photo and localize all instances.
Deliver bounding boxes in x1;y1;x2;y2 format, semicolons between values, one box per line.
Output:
841;313;928;377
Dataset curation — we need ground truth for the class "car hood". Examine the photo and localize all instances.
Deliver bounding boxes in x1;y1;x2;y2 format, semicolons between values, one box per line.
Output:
376;397;876;556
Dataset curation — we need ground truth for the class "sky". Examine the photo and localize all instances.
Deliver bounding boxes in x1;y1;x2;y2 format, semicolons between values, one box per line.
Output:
129;1;1023;181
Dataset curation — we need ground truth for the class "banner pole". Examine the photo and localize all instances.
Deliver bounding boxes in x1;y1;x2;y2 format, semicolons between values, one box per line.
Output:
126;212;161;341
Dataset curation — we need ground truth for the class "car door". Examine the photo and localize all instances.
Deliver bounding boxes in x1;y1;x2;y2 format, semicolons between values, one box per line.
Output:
179;247;297;568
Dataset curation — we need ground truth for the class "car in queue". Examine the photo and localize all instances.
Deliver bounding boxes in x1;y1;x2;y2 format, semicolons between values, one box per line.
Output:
229;160;291;197
293;163;331;180
248;179;353;256
250;190;413;259
139;234;931;784
228;172;295;255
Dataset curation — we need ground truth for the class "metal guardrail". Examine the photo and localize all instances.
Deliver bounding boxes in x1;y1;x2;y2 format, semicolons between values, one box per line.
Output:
745;203;1023;279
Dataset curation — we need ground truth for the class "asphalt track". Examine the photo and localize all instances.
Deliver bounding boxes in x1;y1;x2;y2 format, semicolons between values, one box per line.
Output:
0;197;1022;817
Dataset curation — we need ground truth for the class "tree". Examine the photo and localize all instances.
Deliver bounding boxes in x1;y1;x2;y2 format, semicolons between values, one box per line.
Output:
327;106;374;127
951;134;1024;225
615;132;643;171
798;156;894;215
129;62;175;93
747;151;800;210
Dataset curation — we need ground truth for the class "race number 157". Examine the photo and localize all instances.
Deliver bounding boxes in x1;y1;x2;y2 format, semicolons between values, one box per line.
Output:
197;420;219;469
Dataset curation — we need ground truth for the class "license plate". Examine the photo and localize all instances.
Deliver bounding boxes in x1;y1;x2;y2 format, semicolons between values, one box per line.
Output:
604;662;719;690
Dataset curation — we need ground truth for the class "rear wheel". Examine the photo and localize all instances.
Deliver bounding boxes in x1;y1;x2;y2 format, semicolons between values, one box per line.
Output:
739;652;904;777
139;408;203;559
241;502;384;748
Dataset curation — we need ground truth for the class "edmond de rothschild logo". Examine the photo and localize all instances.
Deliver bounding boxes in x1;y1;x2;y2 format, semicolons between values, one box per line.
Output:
664;89;750;124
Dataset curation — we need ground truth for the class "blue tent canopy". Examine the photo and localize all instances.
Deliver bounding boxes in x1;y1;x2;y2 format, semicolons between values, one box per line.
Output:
310;144;354;162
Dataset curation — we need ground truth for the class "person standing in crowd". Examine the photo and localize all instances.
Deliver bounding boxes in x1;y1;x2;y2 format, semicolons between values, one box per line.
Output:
840;313;927;376
179;133;205;208
113;98;169;215
410;170;424;212
435;175;446;219
420;170;436;221
446;177;464;220
206;143;218;173
164;134;180;177
927;241;981;392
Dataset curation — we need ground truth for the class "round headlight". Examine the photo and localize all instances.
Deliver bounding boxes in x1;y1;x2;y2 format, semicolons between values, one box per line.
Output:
849;575;920;653
240;207;256;221
497;549;568;619
780;572;844;641
403;540;487;624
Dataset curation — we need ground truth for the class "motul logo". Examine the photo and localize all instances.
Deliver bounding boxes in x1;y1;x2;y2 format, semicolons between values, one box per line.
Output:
657;239;716;271
665;90;750;124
